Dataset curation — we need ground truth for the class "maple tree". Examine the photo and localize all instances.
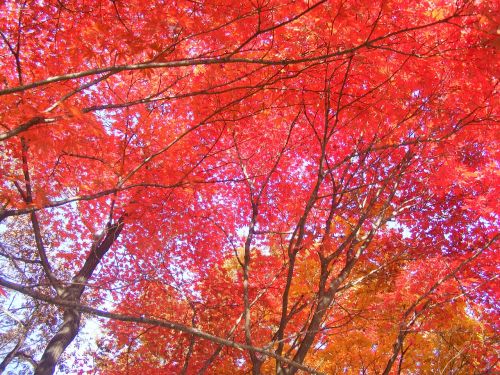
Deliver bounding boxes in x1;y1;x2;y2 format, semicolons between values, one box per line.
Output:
0;0;498;374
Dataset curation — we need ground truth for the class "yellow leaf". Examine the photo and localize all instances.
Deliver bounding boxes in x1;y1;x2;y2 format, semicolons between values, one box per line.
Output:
68;105;84;120
431;8;446;20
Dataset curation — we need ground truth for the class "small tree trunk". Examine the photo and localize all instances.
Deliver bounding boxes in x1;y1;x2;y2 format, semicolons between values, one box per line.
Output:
0;335;25;372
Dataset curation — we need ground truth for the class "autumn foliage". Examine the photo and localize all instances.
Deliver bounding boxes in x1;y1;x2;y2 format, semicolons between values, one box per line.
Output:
0;0;498;374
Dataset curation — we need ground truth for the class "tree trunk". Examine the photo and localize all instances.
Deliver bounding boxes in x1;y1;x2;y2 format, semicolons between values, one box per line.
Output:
34;218;124;375
34;308;81;375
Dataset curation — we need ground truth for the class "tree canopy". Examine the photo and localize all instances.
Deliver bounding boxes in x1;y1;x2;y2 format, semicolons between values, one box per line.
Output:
0;0;498;374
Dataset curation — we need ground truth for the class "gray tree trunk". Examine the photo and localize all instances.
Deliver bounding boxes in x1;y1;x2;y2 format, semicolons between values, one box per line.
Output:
34;308;81;375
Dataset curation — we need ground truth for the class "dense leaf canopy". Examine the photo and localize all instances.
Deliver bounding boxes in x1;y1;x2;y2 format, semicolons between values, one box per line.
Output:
0;0;498;374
